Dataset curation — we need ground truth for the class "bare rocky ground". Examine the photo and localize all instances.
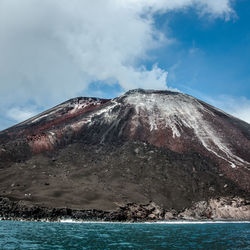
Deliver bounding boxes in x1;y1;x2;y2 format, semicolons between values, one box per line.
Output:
0;141;249;221
0;90;249;221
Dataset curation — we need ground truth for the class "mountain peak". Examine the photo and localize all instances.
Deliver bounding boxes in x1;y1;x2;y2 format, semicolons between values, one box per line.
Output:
124;88;180;96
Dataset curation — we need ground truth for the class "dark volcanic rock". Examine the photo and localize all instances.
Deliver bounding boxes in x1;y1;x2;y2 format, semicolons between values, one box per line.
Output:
0;89;249;221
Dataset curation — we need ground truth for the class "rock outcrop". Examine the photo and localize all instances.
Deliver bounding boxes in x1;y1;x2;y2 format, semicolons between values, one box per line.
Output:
1;197;248;222
179;197;250;220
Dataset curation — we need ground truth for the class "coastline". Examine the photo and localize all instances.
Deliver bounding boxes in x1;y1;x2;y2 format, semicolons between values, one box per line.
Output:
1;197;249;224
0;217;249;224
58;219;250;224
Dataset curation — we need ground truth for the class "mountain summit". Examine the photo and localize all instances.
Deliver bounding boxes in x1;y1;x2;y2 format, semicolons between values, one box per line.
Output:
0;89;249;221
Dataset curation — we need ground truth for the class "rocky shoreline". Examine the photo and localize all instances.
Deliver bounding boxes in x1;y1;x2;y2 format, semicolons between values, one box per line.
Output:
0;197;249;223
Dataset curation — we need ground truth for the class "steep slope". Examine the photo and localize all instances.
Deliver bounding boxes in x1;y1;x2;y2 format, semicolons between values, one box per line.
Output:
0;89;249;221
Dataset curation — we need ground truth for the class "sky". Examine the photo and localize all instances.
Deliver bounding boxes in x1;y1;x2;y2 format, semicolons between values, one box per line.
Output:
0;0;249;130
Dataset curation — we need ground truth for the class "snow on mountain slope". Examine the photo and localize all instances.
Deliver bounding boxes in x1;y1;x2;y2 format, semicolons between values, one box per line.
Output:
124;91;249;169
14;97;110;128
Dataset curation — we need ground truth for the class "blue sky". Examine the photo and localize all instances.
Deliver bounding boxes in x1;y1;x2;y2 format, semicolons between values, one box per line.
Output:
155;0;250;98
0;0;249;130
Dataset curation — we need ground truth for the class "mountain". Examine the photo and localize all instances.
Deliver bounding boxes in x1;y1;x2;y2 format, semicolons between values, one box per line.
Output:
0;89;249;221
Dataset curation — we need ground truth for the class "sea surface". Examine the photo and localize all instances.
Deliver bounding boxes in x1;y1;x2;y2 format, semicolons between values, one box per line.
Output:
0;221;249;249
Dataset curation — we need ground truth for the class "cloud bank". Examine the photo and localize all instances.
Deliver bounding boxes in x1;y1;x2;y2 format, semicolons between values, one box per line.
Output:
0;0;234;128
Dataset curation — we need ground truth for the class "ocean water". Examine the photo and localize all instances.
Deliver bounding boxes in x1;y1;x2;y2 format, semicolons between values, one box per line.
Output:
0;221;249;249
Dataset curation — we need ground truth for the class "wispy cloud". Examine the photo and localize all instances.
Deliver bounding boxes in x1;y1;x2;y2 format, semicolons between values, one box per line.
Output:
6;107;37;124
124;0;234;18
205;95;250;124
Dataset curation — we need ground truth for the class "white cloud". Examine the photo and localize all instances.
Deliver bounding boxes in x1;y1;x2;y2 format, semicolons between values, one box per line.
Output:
124;0;233;15
6;107;37;123
0;0;167;107
0;0;234;129
234;108;250;124
204;95;250;124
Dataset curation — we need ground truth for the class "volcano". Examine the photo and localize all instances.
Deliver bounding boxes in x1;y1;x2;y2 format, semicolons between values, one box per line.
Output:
0;89;249;221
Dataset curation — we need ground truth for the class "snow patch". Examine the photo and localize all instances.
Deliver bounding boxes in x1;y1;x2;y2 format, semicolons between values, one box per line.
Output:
21;98;103;125
125;92;249;169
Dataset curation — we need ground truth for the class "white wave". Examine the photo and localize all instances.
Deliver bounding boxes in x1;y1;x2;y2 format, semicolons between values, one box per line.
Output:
153;221;250;224
56;219;250;224
1;218;249;224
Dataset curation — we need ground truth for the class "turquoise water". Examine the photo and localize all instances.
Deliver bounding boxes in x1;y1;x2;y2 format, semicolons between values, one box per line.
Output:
0;221;249;249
